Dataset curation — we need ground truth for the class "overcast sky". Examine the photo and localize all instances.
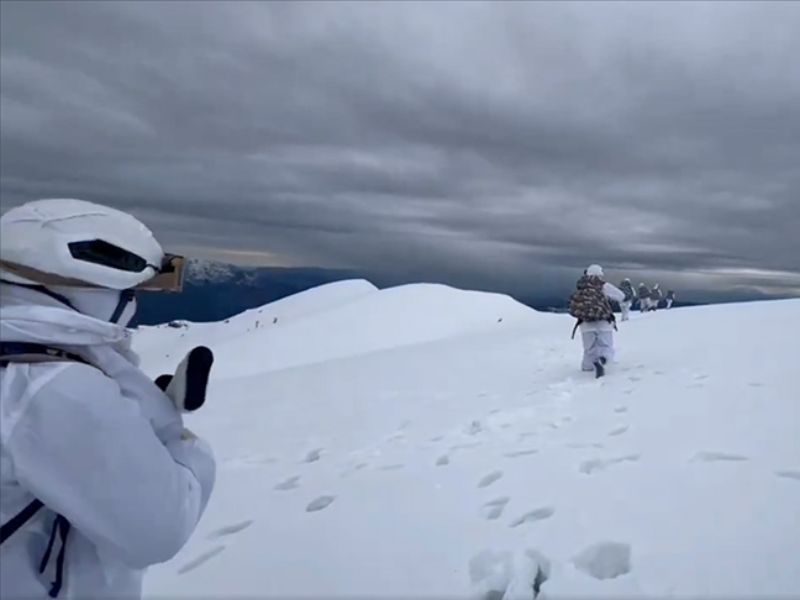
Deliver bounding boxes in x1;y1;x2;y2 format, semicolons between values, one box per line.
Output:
2;1;799;302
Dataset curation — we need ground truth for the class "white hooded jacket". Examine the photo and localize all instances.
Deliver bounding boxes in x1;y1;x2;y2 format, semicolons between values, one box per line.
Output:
0;285;215;599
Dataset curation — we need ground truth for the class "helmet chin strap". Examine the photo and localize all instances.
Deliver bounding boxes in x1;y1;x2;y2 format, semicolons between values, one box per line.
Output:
109;289;136;324
0;280;77;310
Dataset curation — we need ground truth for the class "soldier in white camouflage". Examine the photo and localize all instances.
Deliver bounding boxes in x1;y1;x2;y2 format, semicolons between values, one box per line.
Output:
569;265;625;378
638;283;651;313
665;290;676;309
650;284;663;311
618;278;635;321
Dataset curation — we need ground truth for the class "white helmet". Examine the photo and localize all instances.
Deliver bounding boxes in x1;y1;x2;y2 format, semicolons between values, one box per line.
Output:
586;264;604;277
1;199;181;291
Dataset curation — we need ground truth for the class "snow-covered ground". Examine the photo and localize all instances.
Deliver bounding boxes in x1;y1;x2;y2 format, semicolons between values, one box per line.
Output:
136;282;799;599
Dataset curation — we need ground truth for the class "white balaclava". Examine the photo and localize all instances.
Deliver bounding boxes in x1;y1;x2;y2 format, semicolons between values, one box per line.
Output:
47;286;137;326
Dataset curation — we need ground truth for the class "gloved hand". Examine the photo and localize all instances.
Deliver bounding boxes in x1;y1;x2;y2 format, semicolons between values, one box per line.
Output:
155;346;214;412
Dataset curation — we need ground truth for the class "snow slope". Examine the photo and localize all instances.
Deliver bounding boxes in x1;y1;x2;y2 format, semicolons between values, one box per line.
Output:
136;281;537;378
134;279;378;373
135;285;800;600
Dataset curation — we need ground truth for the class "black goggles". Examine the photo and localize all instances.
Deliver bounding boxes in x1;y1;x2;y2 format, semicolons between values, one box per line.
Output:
65;240;185;291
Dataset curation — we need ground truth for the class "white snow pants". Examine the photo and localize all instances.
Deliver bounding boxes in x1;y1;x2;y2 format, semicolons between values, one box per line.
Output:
665;299;673;309
620;301;632;321
581;330;615;371
640;298;651;313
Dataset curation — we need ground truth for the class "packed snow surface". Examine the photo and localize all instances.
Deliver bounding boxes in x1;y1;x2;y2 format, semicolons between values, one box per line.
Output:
135;283;799;599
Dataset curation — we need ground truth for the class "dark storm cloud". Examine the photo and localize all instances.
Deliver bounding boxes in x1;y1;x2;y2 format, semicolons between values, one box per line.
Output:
2;1;799;301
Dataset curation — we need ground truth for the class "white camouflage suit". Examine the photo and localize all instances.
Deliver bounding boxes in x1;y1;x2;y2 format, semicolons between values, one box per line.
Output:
0;285;216;599
580;282;626;371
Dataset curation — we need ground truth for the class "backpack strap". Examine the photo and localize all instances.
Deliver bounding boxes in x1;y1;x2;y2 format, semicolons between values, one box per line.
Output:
0;499;44;544
0;342;88;368
0;279;77;311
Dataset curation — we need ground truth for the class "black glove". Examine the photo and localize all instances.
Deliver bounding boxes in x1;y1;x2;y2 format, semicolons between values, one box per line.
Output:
155;346;214;412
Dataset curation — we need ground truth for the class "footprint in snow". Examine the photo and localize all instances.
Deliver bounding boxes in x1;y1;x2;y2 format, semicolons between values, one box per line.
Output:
692;451;748;463
178;545;226;574
748;382;765;388
608;425;629;437
483;497;510;521
504;449;539;458
567;442;605;450
306;496;335;513
466;421;484;435
436;455;450;466
774;470;800;482
580;454;640;475
452;442;482;451
304;448;324;463
468;549;551;600
478;471;504;488
509;506;555;528
379;464;404;471
573;542;632;580
207;520;254;540
614;406;628;413
274;476;301;491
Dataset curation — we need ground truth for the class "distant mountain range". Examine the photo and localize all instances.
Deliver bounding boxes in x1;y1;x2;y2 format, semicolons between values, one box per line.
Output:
132;259;691;326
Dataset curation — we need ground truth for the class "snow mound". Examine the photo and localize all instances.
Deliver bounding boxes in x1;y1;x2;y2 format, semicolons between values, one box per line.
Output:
134;279;378;372
136;281;539;378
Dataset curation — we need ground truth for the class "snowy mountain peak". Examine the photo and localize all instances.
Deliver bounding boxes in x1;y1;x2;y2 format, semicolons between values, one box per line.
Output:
185;258;238;283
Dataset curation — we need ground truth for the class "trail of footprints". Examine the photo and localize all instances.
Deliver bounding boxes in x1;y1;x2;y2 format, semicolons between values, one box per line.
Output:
208;396;796;590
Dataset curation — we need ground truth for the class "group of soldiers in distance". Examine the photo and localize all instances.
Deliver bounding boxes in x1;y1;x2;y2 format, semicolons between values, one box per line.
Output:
617;279;676;321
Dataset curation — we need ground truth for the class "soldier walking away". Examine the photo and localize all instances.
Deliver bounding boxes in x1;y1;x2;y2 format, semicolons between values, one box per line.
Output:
569;265;625;378
637;282;651;313
649;284;663;311
665;290;676;309
618;278;635;321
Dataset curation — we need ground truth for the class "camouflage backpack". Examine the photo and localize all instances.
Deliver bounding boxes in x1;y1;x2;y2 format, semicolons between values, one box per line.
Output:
568;275;613;322
619;280;635;302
